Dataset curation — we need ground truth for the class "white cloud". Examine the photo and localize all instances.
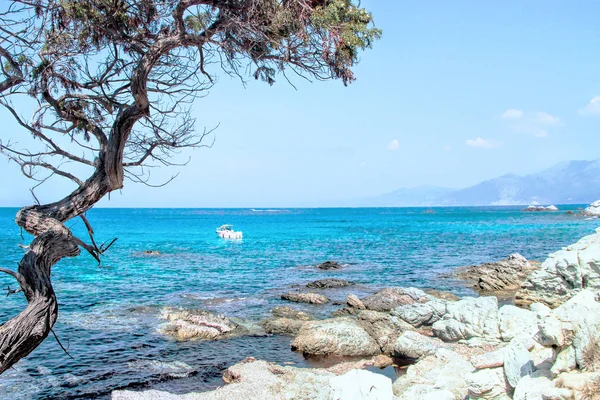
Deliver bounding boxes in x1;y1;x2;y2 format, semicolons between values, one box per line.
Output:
465;137;501;149
534;112;562;126
500;109;562;138
578;96;600;117
387;139;400;151
501;109;524;119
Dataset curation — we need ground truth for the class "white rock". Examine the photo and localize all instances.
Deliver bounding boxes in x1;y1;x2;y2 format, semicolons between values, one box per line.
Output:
583;200;600;216
504;342;534;388
432;296;500;342
529;344;556;371
291;317;381;357
467;367;511;400
471;348;506;370
529;302;551;318
328;369;393;400
551;345;576;375
392;300;447;327
393;349;474;399
498;305;539;342
516;229;600;308
512;375;572;400
392;331;445;359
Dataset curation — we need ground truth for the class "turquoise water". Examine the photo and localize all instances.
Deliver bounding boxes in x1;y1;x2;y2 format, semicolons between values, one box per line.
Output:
0;206;596;399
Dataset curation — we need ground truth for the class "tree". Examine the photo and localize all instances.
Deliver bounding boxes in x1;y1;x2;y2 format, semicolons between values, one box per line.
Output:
0;0;379;373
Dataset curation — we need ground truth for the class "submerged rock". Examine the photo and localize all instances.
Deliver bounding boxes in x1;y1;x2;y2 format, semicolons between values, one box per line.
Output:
316;261;344;270
453;253;538;296
260;306;312;336
306;278;353;289
281;292;329;305
157;308;239;340
291;317;381;357
516;228;600;308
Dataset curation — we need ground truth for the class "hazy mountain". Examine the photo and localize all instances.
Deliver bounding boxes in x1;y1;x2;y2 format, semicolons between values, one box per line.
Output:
367;159;600;206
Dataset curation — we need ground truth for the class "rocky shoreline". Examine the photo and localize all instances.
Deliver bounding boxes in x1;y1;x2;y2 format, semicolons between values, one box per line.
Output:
113;213;600;399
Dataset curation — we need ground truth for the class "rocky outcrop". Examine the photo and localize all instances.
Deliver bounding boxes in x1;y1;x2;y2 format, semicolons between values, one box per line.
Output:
498;305;539;342
157;308;240;340
453;253;539;296
582;200;600;216
424;289;460;301
281;292;329;304
291;317;381;357
347;294;366;310
260;306;312;336
316;261;344;270
361;287;417;312
515;228;600;308
467;367;511;400
113;357;393;400
432;296;500;342
357;310;414;354
306;278;353;289
522;205;559;212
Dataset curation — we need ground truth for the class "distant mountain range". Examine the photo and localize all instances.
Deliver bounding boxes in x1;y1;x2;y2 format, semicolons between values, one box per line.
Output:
362;159;600;207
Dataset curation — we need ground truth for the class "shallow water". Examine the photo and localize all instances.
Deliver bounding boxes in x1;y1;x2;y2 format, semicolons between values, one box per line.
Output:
0;206;596;399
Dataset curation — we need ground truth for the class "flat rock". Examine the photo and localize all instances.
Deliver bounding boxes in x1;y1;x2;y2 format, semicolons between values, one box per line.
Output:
157;308;239;340
281;292;329;305
424;289;460;302
316;261;344;270
270;306;312;321
516;228;600;308
361;287;416;312
260;318;306;335
306;278;353;289
329;369;394;400
291;317;381;357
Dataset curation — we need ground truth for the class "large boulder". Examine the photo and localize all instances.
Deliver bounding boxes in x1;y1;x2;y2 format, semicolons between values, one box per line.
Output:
357;310;414;354
392;331;446;359
538;290;600;369
392;299;448;327
393;348;475;399
271;306;312;321
306;279;353;289
466;367;511;400
515;228;600;308
453;253;538;295
291;317;381;357
432;297;500;342
498;305;539;342
157;308;239;340
583;200;600;217
347;294;366;310
281;292;329;305
361;287;417;312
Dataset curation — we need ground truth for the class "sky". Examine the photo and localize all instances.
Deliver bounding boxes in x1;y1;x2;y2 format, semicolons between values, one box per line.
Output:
1;0;600;207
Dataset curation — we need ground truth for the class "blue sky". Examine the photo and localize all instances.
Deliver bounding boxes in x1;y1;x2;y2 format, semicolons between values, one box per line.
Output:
1;0;600;207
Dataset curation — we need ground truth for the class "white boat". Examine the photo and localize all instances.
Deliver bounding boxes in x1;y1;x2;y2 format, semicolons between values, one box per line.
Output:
216;224;243;239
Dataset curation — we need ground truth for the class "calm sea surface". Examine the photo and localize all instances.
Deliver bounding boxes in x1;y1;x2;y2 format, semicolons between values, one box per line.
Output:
0;206;597;399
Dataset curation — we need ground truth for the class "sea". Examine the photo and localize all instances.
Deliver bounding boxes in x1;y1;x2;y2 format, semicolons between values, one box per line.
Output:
0;206;597;399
